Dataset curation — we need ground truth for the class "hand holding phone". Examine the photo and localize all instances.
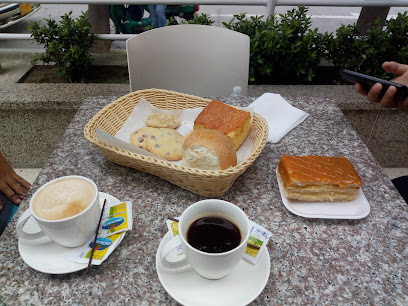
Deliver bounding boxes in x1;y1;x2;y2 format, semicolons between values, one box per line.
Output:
339;69;408;99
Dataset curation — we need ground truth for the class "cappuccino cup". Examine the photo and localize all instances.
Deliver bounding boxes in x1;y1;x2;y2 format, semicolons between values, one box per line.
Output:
16;176;101;248
160;199;250;280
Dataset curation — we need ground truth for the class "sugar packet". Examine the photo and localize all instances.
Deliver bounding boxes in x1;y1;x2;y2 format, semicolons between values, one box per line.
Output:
99;201;133;237
165;217;183;254
69;232;126;265
165;217;271;264
67;201;133;265
243;221;272;265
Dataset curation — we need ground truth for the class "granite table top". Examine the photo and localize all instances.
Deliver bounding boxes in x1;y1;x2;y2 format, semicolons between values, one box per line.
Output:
1;95;407;305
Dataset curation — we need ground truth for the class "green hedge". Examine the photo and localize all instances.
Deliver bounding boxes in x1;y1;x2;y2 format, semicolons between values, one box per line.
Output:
196;6;408;84
223;7;326;84
31;6;408;84
324;12;408;80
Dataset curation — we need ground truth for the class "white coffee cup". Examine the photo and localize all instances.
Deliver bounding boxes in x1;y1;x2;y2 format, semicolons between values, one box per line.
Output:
16;175;101;248
160;199;250;280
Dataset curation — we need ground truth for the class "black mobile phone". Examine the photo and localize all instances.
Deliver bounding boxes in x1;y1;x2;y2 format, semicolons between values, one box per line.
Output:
339;69;408;99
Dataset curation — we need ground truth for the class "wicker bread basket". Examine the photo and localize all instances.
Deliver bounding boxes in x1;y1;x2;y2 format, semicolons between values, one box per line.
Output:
84;89;268;197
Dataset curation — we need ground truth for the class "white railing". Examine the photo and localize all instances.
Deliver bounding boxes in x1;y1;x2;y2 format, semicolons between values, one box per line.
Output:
1;0;408;41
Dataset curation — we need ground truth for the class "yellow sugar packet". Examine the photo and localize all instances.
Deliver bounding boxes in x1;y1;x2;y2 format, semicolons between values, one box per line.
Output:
67;201;132;265
243;221;272;265
166;217;183;254
69;232;125;265
99;201;133;237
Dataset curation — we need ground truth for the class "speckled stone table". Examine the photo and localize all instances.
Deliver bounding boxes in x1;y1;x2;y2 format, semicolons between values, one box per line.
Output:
1;96;407;305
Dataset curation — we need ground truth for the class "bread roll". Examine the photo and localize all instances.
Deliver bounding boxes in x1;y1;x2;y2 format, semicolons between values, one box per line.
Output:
278;155;363;201
182;130;237;170
194;100;251;150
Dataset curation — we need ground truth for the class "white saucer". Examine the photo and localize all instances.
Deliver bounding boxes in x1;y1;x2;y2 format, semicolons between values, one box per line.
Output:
18;192;124;274
276;169;370;219
156;232;270;306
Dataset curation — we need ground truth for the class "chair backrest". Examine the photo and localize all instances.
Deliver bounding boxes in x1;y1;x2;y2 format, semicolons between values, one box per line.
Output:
126;24;250;96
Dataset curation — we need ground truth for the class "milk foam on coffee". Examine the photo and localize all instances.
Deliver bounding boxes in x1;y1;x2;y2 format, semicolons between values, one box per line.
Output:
32;178;95;220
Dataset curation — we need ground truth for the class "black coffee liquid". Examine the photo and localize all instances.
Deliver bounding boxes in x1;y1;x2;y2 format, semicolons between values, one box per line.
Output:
187;216;241;253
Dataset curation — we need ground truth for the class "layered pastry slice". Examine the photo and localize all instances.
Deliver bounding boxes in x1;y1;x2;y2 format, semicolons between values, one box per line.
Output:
278;155;363;202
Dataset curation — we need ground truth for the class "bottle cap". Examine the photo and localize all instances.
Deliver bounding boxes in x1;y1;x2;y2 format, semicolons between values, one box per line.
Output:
233;86;242;94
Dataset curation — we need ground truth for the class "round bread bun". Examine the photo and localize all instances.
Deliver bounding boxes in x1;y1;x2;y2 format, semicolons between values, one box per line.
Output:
182;129;237;170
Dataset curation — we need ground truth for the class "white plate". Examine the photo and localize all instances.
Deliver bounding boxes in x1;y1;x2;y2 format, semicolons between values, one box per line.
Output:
156;232;270;306
276;169;370;219
18;192;124;274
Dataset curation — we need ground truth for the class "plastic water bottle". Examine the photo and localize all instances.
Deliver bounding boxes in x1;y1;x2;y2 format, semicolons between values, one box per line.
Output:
230;86;242;97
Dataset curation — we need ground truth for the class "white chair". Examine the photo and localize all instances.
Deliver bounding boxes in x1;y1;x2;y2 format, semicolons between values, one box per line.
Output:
126;24;250;96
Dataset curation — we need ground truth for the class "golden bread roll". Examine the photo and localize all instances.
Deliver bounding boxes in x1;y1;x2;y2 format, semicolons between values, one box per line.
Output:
194;100;251;150
182;129;237;170
278;155;363;202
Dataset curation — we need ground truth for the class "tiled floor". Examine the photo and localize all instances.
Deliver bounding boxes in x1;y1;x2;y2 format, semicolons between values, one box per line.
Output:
15;167;408;185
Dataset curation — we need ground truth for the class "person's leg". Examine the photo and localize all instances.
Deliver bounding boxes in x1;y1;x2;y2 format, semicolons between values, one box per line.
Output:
0;192;18;236
156;5;167;28
391;175;408;203
148;5;158;28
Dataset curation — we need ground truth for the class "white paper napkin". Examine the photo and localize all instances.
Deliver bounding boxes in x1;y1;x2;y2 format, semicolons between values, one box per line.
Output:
248;93;309;143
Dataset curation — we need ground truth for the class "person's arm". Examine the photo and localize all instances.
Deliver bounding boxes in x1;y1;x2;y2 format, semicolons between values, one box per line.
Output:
0;150;31;211
355;61;408;111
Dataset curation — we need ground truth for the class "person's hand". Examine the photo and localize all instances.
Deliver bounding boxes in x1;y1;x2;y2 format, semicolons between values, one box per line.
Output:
355;61;408;111
0;152;31;211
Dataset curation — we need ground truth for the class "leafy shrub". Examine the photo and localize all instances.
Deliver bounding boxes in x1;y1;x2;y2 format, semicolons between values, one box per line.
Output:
29;12;96;83
167;13;214;26
166;17;178;26
224;6;326;84
324;12;408;80
185;13;214;25
28;7;408;85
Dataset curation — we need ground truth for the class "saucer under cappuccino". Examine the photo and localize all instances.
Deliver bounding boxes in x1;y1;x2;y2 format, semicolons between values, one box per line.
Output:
32;177;95;220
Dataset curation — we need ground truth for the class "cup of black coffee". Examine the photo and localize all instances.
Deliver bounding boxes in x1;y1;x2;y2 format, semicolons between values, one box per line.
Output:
187;215;241;253
160;199;250;279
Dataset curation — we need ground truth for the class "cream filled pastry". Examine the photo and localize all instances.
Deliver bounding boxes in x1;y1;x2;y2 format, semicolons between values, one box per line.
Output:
278;155;363;202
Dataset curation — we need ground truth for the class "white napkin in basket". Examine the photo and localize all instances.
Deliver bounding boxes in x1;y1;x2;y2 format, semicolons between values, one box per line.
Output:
248;93;309;143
